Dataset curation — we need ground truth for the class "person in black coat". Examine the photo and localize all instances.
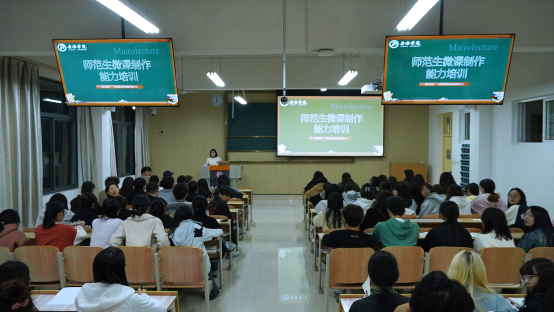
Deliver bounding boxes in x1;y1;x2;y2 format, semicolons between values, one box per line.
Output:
69;193;99;228
360;186;392;232
304;171;324;193
148;200;173;228
518;258;554;312
422;201;473;252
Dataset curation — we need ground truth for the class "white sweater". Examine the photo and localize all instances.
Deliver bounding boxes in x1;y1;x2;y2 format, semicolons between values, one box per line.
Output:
109;214;170;250
356;198;374;214
75;283;166;312
90;218;123;248
449;196;472;215
205;157;222;166
473;231;516;253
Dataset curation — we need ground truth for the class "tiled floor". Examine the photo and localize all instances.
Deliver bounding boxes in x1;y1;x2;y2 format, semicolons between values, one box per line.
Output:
177;195;340;312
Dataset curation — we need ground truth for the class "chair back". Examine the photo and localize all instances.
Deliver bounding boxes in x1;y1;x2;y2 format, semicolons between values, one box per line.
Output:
14;246;62;283
211;215;228;220
382;246;425;284
429;247;474;274
422;215;439;219
0;247;13;264
419;227;432;233
480;247;526;284
459;214;482;218
509;228;524;233
118;246;157;286
528;247;554;262
63;246;103;285
158;247;204;287
466;228;481;234
329;248;374;285
363;228;373;234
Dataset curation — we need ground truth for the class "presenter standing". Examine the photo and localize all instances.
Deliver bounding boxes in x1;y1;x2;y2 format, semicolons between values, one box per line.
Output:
205;149;222;166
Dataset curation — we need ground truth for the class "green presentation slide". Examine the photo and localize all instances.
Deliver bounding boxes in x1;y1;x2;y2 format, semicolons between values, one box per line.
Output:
53;39;178;106
277;96;384;157
383;34;514;105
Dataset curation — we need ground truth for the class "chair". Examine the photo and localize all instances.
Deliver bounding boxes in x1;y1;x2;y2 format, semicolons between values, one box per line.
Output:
204;237;223;289
118;246;159;289
509;228;524;233
425;246;474;274
382;246;425;287
419;227;432;233
480;247;526;288
466;228;482;234
324;248;374;312
459;214;482;218
14;246;66;288
0;246;14;264
315;229;342;293
422;214;439;219
63;246;103;286
528;247;554;262
402;214;417;219
212;215;235;270
158;247;211;311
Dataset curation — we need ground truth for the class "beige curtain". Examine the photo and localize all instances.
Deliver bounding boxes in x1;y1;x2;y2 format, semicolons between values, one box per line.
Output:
0;57;42;227
79;107;97;185
135;107;150;175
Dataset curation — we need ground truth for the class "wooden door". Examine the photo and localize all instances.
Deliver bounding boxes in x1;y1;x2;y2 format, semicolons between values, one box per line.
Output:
442;113;453;173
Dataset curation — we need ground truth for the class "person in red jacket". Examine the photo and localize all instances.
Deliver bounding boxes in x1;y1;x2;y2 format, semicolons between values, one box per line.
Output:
35;201;86;252
0;209;29;252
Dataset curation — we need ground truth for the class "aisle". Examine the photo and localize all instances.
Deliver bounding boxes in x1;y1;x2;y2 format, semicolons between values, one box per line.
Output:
179;195;338;312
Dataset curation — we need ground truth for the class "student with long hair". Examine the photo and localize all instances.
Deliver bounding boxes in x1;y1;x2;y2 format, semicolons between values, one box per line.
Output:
0;209;29;251
197;178;213;199
304;171;324;193
357;183;375;214
350;251;408;312
418;183;445;217
75;247;166;311
35;201;86;251
371;197;419;247
422;201;473;251
0;261;35;312
360;182;392;231
149;200;173;228
393;182;417;214
518;258;554;312
305;176;328;199
518;206;554;252
338;172;352;193
473;208;515;252
205;148;221;166
413;174;426;207
447;251;515;312
314;184;342;213
403;169;420;200
215;174;243;199
119;177;134;198
471;179;507;214
313;192;345;230
35;193;74;227
185;180;199;202
90;198;123;248
446;184;471;215
370;176;381;198
439;172;456;192
505;188;528;228
70;192;99;228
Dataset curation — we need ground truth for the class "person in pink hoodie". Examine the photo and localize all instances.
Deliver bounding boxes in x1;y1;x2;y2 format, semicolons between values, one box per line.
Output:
0;209;29;252
470;179;507;214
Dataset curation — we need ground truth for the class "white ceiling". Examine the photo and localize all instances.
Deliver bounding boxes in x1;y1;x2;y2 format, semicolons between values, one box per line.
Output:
1;0;553;90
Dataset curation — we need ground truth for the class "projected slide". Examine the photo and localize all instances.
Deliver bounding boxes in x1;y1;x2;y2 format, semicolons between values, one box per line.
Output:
277;96;384;157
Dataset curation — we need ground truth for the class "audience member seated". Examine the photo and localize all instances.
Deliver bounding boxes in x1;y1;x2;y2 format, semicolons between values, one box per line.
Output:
197;178;213;199
418;183;445;218
70;193;99;228
168;206;222;300
158;176;177;203
309;182;330;207
35;201;86;251
314;184;342;214
304;175;327;199
75;247;166;312
304;171;324;194
185;180;199;202
343;179;361;204
185;175;194;182
110;195;170;250
413;174;426;207
138;166;152;183
167;182;192;213
163;170;174;178
387;176;398;188
422;201;473;252
208;187;238;245
518;206;554;252
393;182;417;214
360;181;392;231
439;172;456;195
371;197;419;247
90;198;123;248
321;204;373;248
69;181;96;213
473;208;515;252
313;192;345;231
370;176;381;198
445;184;471;215
403;169;420;201
117;195;135;221
465;183;479;202
149;200;173;229
0;209;29;251
215;175;243;199
145;182;168;206
394;271;475;312
149;175;160;186
35;193;74;227
176;175;188;183
471;179;507;214
432;184;446;200
505;187;528;229
119;177;134;198
350;251;409;312
337;172;351;193
98;176;120;205
125;178;147;206
356;183;374;214
0;261;35;312
518;258;554;312
448;251;516;312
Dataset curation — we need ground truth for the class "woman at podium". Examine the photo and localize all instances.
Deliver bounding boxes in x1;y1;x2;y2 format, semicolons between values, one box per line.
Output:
205;149;222;166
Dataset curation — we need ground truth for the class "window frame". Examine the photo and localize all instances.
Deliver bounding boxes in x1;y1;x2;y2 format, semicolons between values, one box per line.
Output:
112;107;136;177
517;96;554;144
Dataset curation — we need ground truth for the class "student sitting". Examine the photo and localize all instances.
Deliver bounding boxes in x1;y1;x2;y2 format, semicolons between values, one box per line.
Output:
313;192;346;231
70;181;96;213
465;183;479;202
304;171;324;193
393;182;417;214
518;206;554;252
158;176;177;203
90;198;123;248
215;175;243;199
149;175;160;186
360;182;392;231
75;247;166;312
471;179;507;214
176;175;188;183
422;201;473;252
304;175;327;199
310;182;330;207
98;176;120;205
35;201;86;251
185;180;199;202
314;184;342;214
168;206;222;300
473;208;515;252
439;172;456;196
167;182;192;213
0;209;29;252
208;187;238;245
448;251;516;312
109;195;170;250
197;178;213;199
342;179;361;205
321;204;373;248
117;194;136;221
505;187;528;229
145;182;168;206
337;172;352;193
118;177;134;198
371;197;419;247
149;200;173;229
70;192;99;228
124;178;147;206
35;193;74;227
0;261;36;311
445;184;471;215
433;184;446;201
350;251;409;312
357;183;375;215
418;183;445;218
518;258;554;312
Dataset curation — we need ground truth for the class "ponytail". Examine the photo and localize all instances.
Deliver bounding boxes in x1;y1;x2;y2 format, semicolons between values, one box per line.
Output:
487;193;500;202
376;286;398;312
0;278;34;312
325;192;343;229
43;202;65;229
479;179;499;202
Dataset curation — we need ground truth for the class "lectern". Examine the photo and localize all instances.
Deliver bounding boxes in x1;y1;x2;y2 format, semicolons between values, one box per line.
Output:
200;165;242;188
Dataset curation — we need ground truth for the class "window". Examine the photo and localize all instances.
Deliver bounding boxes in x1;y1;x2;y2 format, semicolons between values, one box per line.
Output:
112;107;135;176
518;98;554;143
40;78;78;193
463;112;470;141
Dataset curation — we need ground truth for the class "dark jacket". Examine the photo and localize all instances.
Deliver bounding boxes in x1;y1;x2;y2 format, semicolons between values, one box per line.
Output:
117;209;133;221
322;229;374;249
309;193;324;207
194;213;221;230
519;293;545;312
360;208;388;232
513;202;529;230
350;292;410;312
422;220;473;252
185;192;198;203
208;198;232;222
147;195;168;206
69;209;98;228
158;214;174;229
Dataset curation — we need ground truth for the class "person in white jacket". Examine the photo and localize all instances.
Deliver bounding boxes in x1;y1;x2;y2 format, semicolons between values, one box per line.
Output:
473;208;515;252
356;183;375;215
445;184;472;215
75;247;166;312
109;195;170;250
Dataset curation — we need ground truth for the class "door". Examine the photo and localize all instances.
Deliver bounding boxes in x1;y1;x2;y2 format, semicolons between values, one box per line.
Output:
442;113;453;173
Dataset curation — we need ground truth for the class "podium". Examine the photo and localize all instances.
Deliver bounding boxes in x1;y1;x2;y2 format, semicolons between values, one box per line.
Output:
200;165;242;188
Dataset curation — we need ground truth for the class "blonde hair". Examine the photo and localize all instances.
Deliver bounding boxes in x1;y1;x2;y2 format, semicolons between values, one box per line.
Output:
447;251;495;312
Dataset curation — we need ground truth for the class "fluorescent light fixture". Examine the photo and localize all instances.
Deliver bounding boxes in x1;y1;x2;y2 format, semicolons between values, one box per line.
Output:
234;96;247;105
96;0;160;34
396;0;440;31
320;88;327;92
207;71;226;87
337;70;358;86
43;98;61;103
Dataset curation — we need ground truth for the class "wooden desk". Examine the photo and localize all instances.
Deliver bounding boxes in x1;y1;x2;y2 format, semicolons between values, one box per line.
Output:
237;188;253;223
411;218;483;229
31;290;179;312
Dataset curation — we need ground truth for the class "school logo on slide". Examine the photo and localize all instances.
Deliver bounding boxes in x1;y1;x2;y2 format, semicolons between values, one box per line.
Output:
389;40;399;49
57;43;67;52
